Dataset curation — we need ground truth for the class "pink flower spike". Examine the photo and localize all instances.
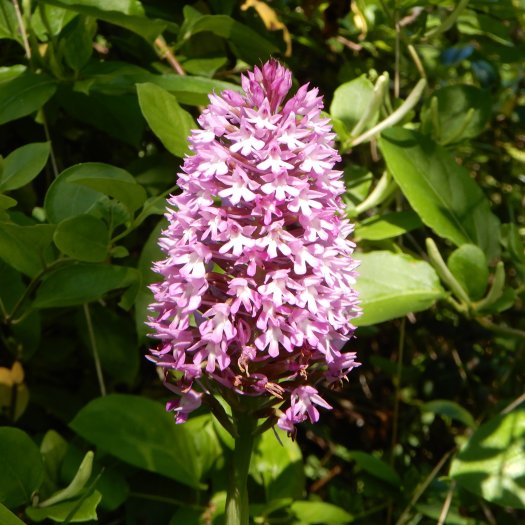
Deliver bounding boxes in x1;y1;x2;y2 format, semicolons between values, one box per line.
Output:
147;59;360;431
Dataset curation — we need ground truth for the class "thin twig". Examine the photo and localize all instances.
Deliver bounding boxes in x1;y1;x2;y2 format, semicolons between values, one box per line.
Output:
437;480;455;525
500;391;525;415
42;111;59;178
155;36;185;75
83;304;106;397
12;0;31;59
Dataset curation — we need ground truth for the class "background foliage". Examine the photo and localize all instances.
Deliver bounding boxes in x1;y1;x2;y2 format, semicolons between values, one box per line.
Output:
1;0;525;524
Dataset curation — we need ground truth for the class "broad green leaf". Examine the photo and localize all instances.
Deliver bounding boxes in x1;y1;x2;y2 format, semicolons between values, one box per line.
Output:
447;244;489;301
25;490;101;523
70;394;202;488
45;163;146;222
185;415;222;478
0;502;26;525
0;195;17;209
251;428;304;501
33;263;138;308
66;163;146;212
330;76;376;132
0;142;50;191
62;16;97;71
349;451;401;486
31;5;77;39
354;251;446;325
53;215;109;262
179;7;278;64
291;501;353;524
355;211;423;241
422;400;475;428
45;164;106;223
40;430;68;495
0;72;56;125
0;64;25;84
421;84;492;144
380;128;500;260
0;0;18;41
450;410;525;509
81;61;241;105
0;223;55;277
137;83;195;158
0;427;44;508
39;0;166;42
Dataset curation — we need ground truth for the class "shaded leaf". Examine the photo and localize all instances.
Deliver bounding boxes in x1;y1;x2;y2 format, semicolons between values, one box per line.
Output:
0;72;56;125
0;223;55;277
53;215;109;262
349;451;401;486
70;394;202;488
39;0;166;42
251;428;304;501
33;263;138;308
380;128;500;260
354;251;446;326
422;400;475;428
0;427;43;508
0;142;50;191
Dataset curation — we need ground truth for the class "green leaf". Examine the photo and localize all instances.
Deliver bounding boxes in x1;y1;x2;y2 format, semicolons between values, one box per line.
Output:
0;223;55;277
0;194;17;209
40;430;69;496
31;5;77;40
330;76;376;132
0;142;50;191
447;244;489;301
45;163;146;223
291;501;354;524
0;427;44;508
355;211;423;241
450;410;525;509
53;215;109;262
380;128;500;260
45;164;107;223
179;7;278;64
251;428;304;501
0;72;56;125
25;490;102;523
39;0;166;42
70;394;202;488
62;16;97;72
0;502;27;525
66;163;146;212
421;85;492;144
33;263;138;308
354;251;446;326
58;89;145;146
81;61;241;105
137;83;196;158
0;0;18;42
422;400;475;428
349;451;401;486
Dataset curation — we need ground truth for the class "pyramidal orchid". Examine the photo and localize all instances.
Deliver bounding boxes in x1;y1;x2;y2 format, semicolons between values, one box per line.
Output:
147;60;360;439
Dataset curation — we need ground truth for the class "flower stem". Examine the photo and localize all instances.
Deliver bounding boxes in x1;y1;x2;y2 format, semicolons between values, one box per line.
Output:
225;410;257;525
